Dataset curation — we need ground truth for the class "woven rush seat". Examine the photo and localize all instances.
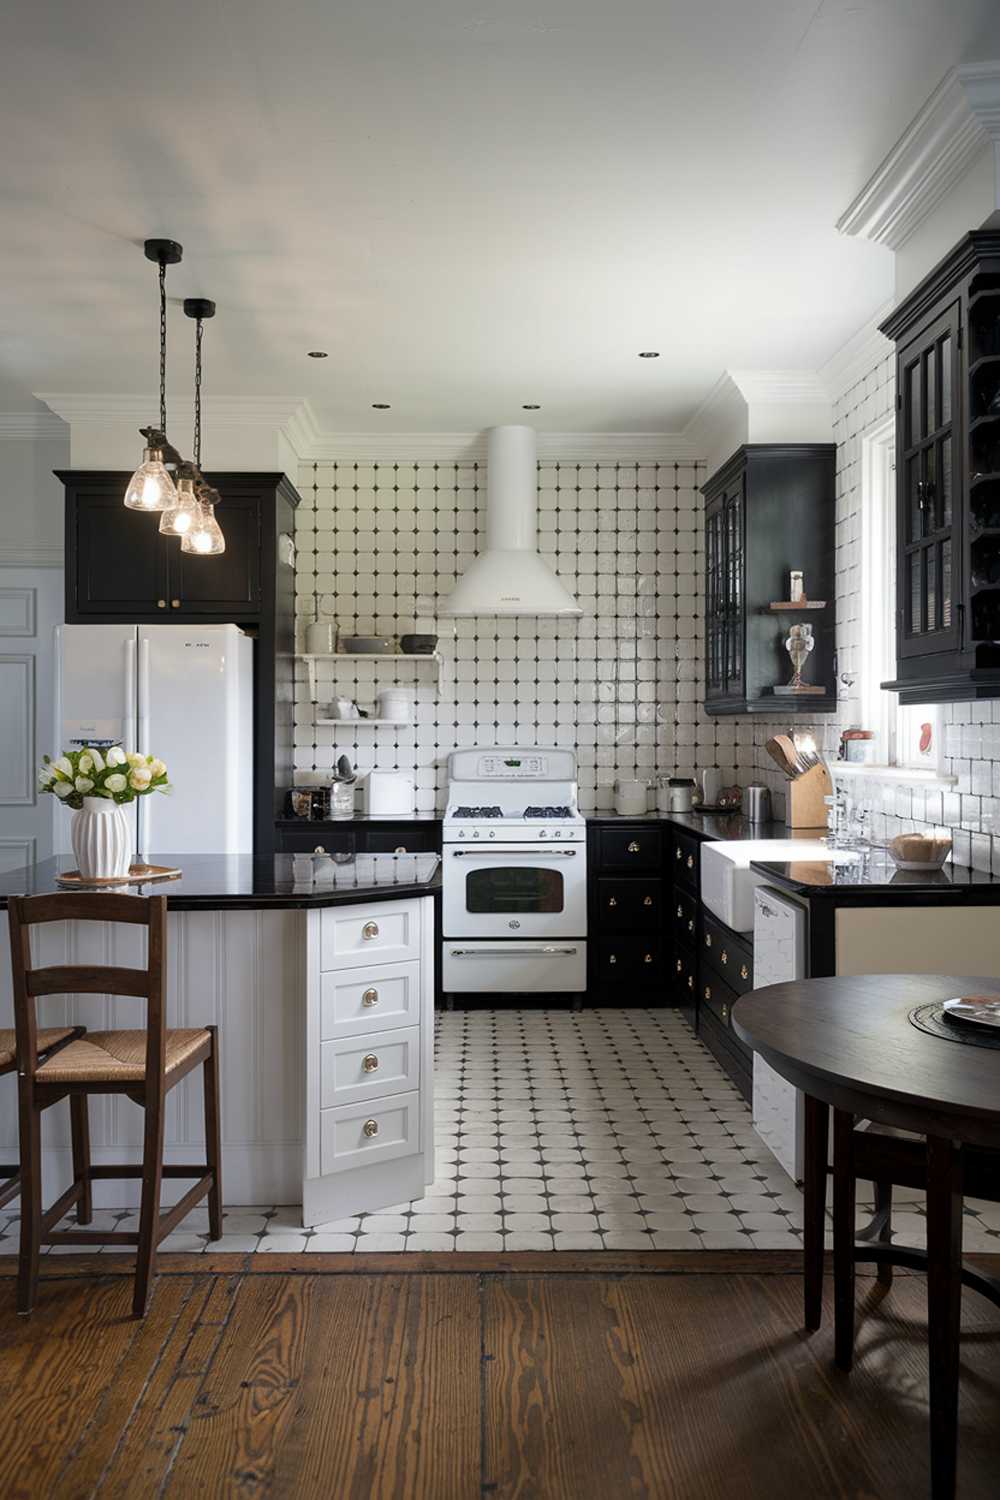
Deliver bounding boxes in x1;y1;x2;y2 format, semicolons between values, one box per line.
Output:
0;1027;78;1072
37;1028;211;1084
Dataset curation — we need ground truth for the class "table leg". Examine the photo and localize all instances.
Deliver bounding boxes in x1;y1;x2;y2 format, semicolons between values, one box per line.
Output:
832;1107;856;1372
803;1092;829;1332
925;1134;963;1500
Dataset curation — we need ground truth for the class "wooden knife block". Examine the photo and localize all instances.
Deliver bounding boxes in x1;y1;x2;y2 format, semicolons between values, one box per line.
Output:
785;762;832;830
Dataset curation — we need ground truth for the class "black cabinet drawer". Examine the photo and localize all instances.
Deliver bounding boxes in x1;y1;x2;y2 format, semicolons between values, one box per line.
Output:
597;826;663;871
672;887;698;950
698;964;741;1034
673;946;697;1007
275;826;355;855
699;1006;752;1103
598;937;664;987
361;828;438;854
597;877;661;933
672;832;701;893
701;912;753;993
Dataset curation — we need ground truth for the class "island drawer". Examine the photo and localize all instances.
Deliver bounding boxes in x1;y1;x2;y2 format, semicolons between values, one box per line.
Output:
320;1090;421;1176
321;960;421;1039
321;1025;420;1108
320;899;422;970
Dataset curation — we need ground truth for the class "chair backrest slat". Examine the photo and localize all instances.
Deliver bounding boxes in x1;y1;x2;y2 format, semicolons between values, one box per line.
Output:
27;965;150;998
7;893;168;1078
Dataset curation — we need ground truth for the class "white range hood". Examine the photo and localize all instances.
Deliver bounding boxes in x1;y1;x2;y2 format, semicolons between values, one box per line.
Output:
440;425;582;617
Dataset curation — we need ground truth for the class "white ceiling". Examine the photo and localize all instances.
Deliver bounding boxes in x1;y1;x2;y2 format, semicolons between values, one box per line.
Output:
1;0;998;432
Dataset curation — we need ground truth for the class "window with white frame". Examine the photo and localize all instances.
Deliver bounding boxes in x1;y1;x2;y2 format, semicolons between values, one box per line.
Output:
859;414;942;770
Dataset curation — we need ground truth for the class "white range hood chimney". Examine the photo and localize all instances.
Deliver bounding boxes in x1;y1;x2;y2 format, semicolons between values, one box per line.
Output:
440;425;582;617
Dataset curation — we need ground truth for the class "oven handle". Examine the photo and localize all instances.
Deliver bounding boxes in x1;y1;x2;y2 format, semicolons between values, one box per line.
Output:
447;849;578;857
447;946;581;957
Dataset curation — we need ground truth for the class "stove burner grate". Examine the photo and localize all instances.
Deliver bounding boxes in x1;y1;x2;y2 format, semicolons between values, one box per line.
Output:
452;805;504;819
523;805;574;818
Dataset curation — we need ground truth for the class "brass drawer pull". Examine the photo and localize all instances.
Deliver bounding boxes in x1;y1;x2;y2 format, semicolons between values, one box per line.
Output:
643;895;653;907
687;919;694;933
676;959;683;974
676;904;683;918
362;1054;380;1073
362;987;379;1007
686;854;694;869
362;921;380;941
705;933;712;948
610;954;617;965
722;1003;729;1024
362;1119;379;1139
609;896;618;907
394;845;407;854
740;964;749;981
721;950;729;966
644;953;653;964
675;847;682;861
157;598;166;609
704;985;712;1001
687;975;694;990
171;598;180;608
627;841;640;853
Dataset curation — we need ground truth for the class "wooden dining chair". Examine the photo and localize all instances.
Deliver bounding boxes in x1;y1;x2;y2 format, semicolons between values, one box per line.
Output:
7;891;222;1318
0;1023;86;1210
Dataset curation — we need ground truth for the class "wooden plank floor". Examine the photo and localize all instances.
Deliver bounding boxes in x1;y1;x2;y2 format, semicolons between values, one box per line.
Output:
0;1255;997;1498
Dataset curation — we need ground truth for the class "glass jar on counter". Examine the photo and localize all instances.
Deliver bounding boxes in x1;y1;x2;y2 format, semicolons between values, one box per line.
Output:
330;780;355;820
658;776;695;813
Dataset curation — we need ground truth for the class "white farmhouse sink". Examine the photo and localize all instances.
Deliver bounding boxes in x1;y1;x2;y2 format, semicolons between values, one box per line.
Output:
700;839;857;933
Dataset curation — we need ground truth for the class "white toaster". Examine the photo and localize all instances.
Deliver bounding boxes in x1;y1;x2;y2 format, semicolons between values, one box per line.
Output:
363;770;416;816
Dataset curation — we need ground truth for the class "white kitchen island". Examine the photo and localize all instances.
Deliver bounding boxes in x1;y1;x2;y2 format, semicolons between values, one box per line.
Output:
0;852;438;1219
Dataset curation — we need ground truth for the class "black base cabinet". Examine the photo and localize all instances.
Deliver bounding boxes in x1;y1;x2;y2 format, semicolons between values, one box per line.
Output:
588;823;670;1003
274;820;442;856
698;912;754;1102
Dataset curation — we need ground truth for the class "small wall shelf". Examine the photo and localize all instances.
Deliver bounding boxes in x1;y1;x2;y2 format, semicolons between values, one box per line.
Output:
767;600;827;611
314;717;414;728
297;651;443;702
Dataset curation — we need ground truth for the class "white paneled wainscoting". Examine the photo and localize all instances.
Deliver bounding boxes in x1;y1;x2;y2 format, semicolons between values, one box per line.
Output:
0;911;306;1206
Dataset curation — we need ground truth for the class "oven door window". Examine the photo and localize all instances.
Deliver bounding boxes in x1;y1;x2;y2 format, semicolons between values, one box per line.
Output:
465;865;565;914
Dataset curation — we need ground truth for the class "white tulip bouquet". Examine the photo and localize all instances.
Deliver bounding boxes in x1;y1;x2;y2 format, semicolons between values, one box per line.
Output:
39;746;171;810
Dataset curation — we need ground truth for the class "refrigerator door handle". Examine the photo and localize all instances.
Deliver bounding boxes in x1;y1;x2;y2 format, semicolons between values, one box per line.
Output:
137;637;150;755
123;636;137;751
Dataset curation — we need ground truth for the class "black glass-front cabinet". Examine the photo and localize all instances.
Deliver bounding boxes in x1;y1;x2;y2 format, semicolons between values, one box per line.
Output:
702;444;837;715
881;212;1000;703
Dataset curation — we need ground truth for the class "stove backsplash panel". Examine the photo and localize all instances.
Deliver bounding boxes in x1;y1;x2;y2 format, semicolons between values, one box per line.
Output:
293;457;755;813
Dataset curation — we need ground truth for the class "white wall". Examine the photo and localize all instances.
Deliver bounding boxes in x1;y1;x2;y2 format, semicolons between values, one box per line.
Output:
0;426;68;562
895;143;996;299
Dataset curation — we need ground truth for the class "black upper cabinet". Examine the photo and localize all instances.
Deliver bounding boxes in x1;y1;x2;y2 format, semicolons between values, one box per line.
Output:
61;470;262;621
702;444;837;715
881;213;1000;703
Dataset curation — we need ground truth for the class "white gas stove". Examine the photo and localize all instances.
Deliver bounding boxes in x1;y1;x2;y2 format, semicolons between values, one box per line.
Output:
442;748;587;998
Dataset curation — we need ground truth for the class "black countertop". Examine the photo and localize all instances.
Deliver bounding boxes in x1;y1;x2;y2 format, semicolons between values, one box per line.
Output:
0;853;442;912
586;810;795;842
750;849;1000;897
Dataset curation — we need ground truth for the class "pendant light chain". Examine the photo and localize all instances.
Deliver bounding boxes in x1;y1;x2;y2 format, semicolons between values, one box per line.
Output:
193;313;203;468
158;256;168;434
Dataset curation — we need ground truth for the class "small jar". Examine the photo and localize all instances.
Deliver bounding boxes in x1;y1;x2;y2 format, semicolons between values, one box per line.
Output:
666;777;695;813
330;781;355;820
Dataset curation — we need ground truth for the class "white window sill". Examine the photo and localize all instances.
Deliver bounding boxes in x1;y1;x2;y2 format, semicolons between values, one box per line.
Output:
828;763;957;788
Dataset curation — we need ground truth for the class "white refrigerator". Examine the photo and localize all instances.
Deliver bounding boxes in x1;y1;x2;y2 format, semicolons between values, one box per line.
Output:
55;624;254;857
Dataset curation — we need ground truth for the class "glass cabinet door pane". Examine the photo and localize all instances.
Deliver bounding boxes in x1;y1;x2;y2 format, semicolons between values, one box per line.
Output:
942;540;952;629
941;437;952;527
906;358;921;446
908;457;923;541
925;444;938;528
926;345;937;432
940;334;952;424
910;554;923;634
926;546;937;631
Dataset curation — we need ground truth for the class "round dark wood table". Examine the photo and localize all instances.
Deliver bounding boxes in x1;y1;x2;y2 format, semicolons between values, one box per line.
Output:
733;973;1000;1500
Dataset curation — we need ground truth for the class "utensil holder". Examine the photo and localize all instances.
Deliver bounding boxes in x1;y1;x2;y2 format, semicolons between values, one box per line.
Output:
785;763;832;829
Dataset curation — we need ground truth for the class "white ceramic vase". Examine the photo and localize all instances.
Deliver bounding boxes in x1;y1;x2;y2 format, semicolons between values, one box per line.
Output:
70;796;133;880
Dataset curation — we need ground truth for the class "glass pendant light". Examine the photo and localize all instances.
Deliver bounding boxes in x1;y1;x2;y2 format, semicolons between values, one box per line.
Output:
176;297;225;556
159;463;200;536
181;484;226;554
124;239;182;511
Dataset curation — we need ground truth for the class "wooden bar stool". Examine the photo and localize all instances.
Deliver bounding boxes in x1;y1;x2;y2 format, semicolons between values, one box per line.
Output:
0;1024;86;1210
7;891;222;1318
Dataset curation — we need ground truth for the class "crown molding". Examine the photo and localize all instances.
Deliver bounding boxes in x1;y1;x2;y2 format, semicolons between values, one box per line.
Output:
0;411;67;441
727;370;831;404
35;393;305;429
0;544;64;568
296;431;701;463
837;64;1000;250
816;303;895;399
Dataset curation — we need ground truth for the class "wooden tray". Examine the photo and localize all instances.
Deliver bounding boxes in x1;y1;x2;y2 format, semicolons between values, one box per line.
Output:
56;864;182;888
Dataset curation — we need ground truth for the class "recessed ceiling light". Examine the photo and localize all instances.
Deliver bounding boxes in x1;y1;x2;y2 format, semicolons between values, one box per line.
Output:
372;402;391;410
638;351;660;359
307;350;328;358
522;403;541;410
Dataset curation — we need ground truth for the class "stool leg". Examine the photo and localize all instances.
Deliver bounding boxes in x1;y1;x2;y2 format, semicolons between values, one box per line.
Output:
133;1092;165;1319
874;1179;893;1289
803;1093;829;1332
925;1135;962;1500
70;1093;92;1224
203;1026;223;1242
832;1107;856;1372
17;1088;42;1317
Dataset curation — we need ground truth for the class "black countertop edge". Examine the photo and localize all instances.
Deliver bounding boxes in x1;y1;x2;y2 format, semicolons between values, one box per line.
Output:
276;814;443;827
750;857;999;897
277;811;795;844
0;854;442;912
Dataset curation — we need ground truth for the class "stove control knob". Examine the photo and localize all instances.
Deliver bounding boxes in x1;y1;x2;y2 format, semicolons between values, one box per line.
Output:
539;830;547;838
553;831;561;839
473;831;480;839
489;830;496;838
459;831;465;839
